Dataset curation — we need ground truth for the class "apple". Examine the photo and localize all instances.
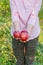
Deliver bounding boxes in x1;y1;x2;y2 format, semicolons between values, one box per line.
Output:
13;31;21;39
20;30;29;42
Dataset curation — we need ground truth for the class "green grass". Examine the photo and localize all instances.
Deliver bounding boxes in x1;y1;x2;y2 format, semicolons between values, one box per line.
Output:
0;0;43;65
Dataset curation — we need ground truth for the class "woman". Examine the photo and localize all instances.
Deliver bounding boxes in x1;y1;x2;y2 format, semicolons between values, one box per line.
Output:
10;0;42;65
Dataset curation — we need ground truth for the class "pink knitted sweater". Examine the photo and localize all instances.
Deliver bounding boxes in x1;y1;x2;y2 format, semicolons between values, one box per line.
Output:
10;0;42;40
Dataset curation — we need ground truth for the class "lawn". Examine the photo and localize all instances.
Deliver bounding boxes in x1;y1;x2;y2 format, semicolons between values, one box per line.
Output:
0;0;43;65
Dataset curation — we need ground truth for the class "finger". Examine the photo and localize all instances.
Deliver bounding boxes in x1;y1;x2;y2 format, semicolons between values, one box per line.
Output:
20;39;23;42
23;41;26;43
22;41;27;43
13;35;14;39
20;40;25;43
16;38;19;40
20;39;27;43
27;39;29;42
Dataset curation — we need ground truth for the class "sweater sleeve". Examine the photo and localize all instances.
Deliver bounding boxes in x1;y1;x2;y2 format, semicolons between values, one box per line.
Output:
10;0;19;23
28;0;42;26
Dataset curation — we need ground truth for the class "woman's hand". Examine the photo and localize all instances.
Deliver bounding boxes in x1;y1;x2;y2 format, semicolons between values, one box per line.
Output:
26;24;34;41
20;24;34;43
12;21;21;39
19;30;30;43
20;39;27;43
20;34;30;43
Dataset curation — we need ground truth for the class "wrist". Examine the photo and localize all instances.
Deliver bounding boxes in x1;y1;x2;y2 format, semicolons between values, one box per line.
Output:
27;24;34;34
13;22;21;32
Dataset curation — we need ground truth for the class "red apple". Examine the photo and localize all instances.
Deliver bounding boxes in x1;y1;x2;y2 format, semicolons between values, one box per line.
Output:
13;31;21;39
20;30;29;42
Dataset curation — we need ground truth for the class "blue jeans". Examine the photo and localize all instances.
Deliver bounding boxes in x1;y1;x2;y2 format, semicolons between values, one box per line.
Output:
12;36;39;65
